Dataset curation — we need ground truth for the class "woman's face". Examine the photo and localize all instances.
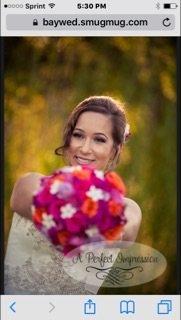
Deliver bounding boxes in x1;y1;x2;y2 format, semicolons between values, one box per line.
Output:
67;111;115;171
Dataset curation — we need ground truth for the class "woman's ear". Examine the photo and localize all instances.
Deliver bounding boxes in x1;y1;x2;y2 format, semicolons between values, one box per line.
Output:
113;144;122;160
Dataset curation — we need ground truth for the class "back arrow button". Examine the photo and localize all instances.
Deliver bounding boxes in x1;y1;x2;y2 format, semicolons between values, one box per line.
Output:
9;302;16;313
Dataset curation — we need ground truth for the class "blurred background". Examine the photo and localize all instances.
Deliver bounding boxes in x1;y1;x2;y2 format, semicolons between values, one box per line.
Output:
4;37;177;294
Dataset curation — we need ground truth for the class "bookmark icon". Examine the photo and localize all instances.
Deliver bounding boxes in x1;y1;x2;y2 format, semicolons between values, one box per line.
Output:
120;300;135;314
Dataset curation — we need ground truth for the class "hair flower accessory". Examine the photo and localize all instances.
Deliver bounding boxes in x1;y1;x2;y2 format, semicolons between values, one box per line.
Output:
124;123;131;142
32;166;127;254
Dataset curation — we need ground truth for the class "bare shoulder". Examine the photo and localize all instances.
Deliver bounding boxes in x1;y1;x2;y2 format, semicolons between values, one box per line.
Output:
12;172;45;195
15;172;45;187
124;197;142;211
124;197;142;221
122;198;142;241
18;171;45;181
10;172;45;217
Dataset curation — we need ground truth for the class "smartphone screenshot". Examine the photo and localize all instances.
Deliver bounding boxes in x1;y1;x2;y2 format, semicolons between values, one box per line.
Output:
0;0;180;319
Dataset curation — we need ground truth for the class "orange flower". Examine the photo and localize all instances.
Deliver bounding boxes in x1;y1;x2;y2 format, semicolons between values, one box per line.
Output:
81;198;98;218
108;200;124;216
73;169;91;180
106;172;126;194
32;207;45;224
103;225;123;241
57;230;70;245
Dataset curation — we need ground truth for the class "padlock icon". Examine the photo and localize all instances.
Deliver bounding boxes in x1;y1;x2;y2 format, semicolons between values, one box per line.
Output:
33;19;38;26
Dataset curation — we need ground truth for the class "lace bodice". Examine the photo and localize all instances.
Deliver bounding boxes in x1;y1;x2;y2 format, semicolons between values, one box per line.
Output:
4;213;97;294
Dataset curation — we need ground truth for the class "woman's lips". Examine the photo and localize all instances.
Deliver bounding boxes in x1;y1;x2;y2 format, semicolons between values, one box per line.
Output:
74;156;95;165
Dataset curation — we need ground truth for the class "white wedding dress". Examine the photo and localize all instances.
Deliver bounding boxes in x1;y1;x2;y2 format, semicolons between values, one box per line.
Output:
4;213;98;294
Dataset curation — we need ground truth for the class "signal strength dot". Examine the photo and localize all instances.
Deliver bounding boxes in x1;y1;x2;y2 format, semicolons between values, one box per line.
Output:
48;3;55;9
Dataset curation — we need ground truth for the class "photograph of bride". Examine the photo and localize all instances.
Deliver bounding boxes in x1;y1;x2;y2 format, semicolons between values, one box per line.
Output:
4;37;177;294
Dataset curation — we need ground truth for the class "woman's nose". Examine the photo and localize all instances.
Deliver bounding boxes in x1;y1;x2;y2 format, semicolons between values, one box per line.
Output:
80;138;91;154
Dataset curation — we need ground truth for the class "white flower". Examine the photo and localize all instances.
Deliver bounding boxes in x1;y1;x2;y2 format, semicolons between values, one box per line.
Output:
42;213;56;229
50;180;62;195
124;123;130;142
94;170;104;180
85;226;100;238
86;185;104;201
61;204;76;219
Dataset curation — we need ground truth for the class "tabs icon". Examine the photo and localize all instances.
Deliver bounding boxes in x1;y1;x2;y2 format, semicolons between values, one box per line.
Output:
157;300;172;314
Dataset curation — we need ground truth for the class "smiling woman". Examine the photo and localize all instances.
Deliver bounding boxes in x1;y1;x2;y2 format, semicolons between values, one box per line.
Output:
55;96;128;171
5;95;141;294
67;112;114;170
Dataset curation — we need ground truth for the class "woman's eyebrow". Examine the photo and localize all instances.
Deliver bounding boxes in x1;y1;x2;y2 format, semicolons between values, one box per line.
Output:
94;133;108;139
73;128;84;132
74;128;108;139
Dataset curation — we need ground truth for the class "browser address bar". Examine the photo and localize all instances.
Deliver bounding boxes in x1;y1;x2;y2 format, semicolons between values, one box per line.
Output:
6;14;175;31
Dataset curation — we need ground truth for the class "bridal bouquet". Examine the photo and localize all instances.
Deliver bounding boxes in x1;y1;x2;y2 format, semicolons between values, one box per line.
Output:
32;166;127;254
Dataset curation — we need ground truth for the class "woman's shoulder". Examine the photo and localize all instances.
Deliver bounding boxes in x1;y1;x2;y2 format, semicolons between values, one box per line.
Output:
124;197;142;225
124;197;142;214
17;171;45;182
12;172;45;192
11;171;45;195
122;198;142;241
10;172;45;219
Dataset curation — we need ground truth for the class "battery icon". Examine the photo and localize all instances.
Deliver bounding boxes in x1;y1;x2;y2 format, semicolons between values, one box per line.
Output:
164;3;178;8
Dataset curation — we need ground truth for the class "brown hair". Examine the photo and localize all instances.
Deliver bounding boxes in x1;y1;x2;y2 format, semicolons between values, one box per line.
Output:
55;96;128;169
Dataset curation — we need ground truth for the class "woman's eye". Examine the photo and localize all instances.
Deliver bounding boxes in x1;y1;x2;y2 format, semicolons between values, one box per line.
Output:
94;137;106;143
72;132;84;139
